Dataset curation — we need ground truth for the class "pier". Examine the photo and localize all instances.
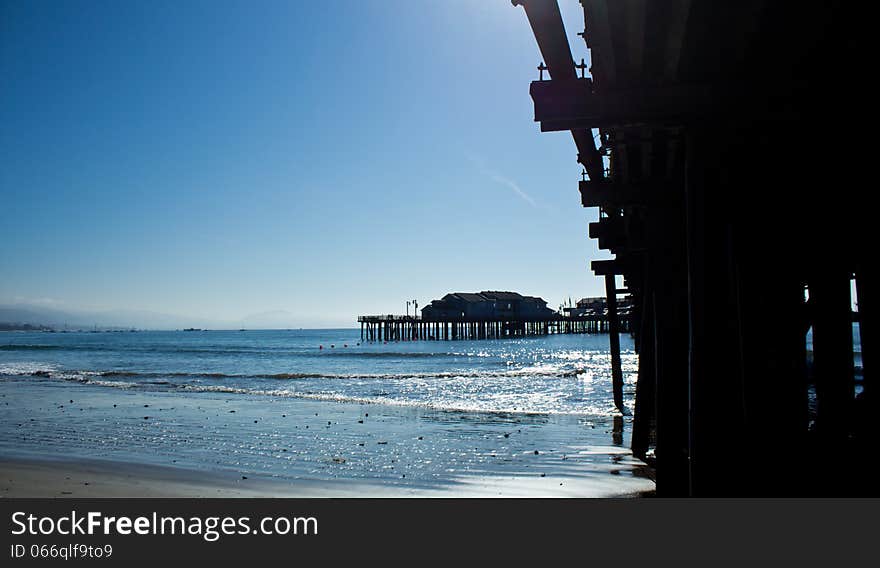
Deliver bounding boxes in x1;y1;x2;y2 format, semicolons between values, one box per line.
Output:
358;291;631;341
358;312;630;342
512;0;871;496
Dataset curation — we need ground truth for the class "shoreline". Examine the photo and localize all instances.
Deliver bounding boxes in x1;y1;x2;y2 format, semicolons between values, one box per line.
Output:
0;455;652;498
1;343;655;498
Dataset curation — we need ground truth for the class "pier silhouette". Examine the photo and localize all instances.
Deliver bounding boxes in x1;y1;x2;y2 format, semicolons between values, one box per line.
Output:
512;0;871;496
358;291;631;342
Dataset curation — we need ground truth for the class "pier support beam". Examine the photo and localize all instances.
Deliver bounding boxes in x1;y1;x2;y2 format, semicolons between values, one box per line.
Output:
632;289;655;461
684;128;745;496
810;268;855;438
605;274;624;413
646;199;690;496
856;266;873;402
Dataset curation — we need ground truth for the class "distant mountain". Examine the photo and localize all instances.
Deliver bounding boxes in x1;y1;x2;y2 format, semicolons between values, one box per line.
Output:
0;304;220;330
0;305;84;328
0;303;348;330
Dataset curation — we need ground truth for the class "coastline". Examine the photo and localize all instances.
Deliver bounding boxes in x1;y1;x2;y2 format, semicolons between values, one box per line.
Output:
0;455;652;498
0;375;655;498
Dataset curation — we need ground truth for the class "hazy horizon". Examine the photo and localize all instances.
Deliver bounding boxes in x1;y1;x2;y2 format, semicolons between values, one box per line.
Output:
1;1;612;328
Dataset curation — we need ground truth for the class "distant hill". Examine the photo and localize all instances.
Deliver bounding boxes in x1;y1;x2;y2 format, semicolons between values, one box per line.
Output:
0;303;346;330
0;305;83;328
0;304;218;330
0;304;312;330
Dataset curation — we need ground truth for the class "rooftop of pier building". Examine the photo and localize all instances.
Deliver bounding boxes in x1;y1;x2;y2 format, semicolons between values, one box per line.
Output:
420;291;557;322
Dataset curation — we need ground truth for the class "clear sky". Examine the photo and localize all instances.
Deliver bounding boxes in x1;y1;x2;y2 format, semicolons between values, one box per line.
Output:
1;0;610;328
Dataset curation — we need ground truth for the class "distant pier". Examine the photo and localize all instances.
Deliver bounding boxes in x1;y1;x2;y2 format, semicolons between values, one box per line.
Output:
358;292;631;342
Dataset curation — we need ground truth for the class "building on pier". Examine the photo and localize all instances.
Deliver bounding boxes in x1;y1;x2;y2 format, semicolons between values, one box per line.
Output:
563;296;630;319
421;291;556;322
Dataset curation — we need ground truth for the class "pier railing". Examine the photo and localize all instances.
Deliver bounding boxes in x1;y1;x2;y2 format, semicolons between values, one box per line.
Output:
357;315;421;322
357;310;631;342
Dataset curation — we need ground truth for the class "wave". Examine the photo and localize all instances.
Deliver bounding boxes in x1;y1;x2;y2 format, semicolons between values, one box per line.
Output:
2;366;586;382
98;370;330;380
1;375;608;416
0;344;277;355
0;364;622;417
0;344;498;358
318;351;472;358
0;344;63;351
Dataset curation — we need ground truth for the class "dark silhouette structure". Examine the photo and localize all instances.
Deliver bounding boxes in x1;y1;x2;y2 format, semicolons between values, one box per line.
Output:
512;0;871;495
358;291;631;350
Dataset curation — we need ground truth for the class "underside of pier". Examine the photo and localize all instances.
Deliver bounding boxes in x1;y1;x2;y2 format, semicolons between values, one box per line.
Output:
514;0;872;496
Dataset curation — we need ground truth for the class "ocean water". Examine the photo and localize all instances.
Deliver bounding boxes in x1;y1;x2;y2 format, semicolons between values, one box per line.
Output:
0;329;638;416
0;329;651;495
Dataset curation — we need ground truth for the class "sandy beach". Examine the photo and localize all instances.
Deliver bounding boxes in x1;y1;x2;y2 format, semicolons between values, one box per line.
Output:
0;455;651;498
0;375;653;498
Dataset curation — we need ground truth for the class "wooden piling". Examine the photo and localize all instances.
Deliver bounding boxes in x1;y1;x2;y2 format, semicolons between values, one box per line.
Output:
810;268;855;437
606;274;625;413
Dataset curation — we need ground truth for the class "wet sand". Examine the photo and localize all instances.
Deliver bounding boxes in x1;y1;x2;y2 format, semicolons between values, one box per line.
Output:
0;456;650;498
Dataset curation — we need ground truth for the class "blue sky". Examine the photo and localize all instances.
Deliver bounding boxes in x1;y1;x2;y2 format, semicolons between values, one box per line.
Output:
1;0;610;328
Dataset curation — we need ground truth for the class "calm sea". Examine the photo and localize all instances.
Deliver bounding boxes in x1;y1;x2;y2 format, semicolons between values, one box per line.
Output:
0;329;657;494
0;329;637;416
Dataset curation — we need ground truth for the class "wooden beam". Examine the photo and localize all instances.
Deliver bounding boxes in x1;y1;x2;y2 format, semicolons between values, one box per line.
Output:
530;79;809;131
811;270;855;437
588;217;624;240
513;0;605;182
591;258;630;276
606;274;625;413
579;179;673;207
531;79;713;130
